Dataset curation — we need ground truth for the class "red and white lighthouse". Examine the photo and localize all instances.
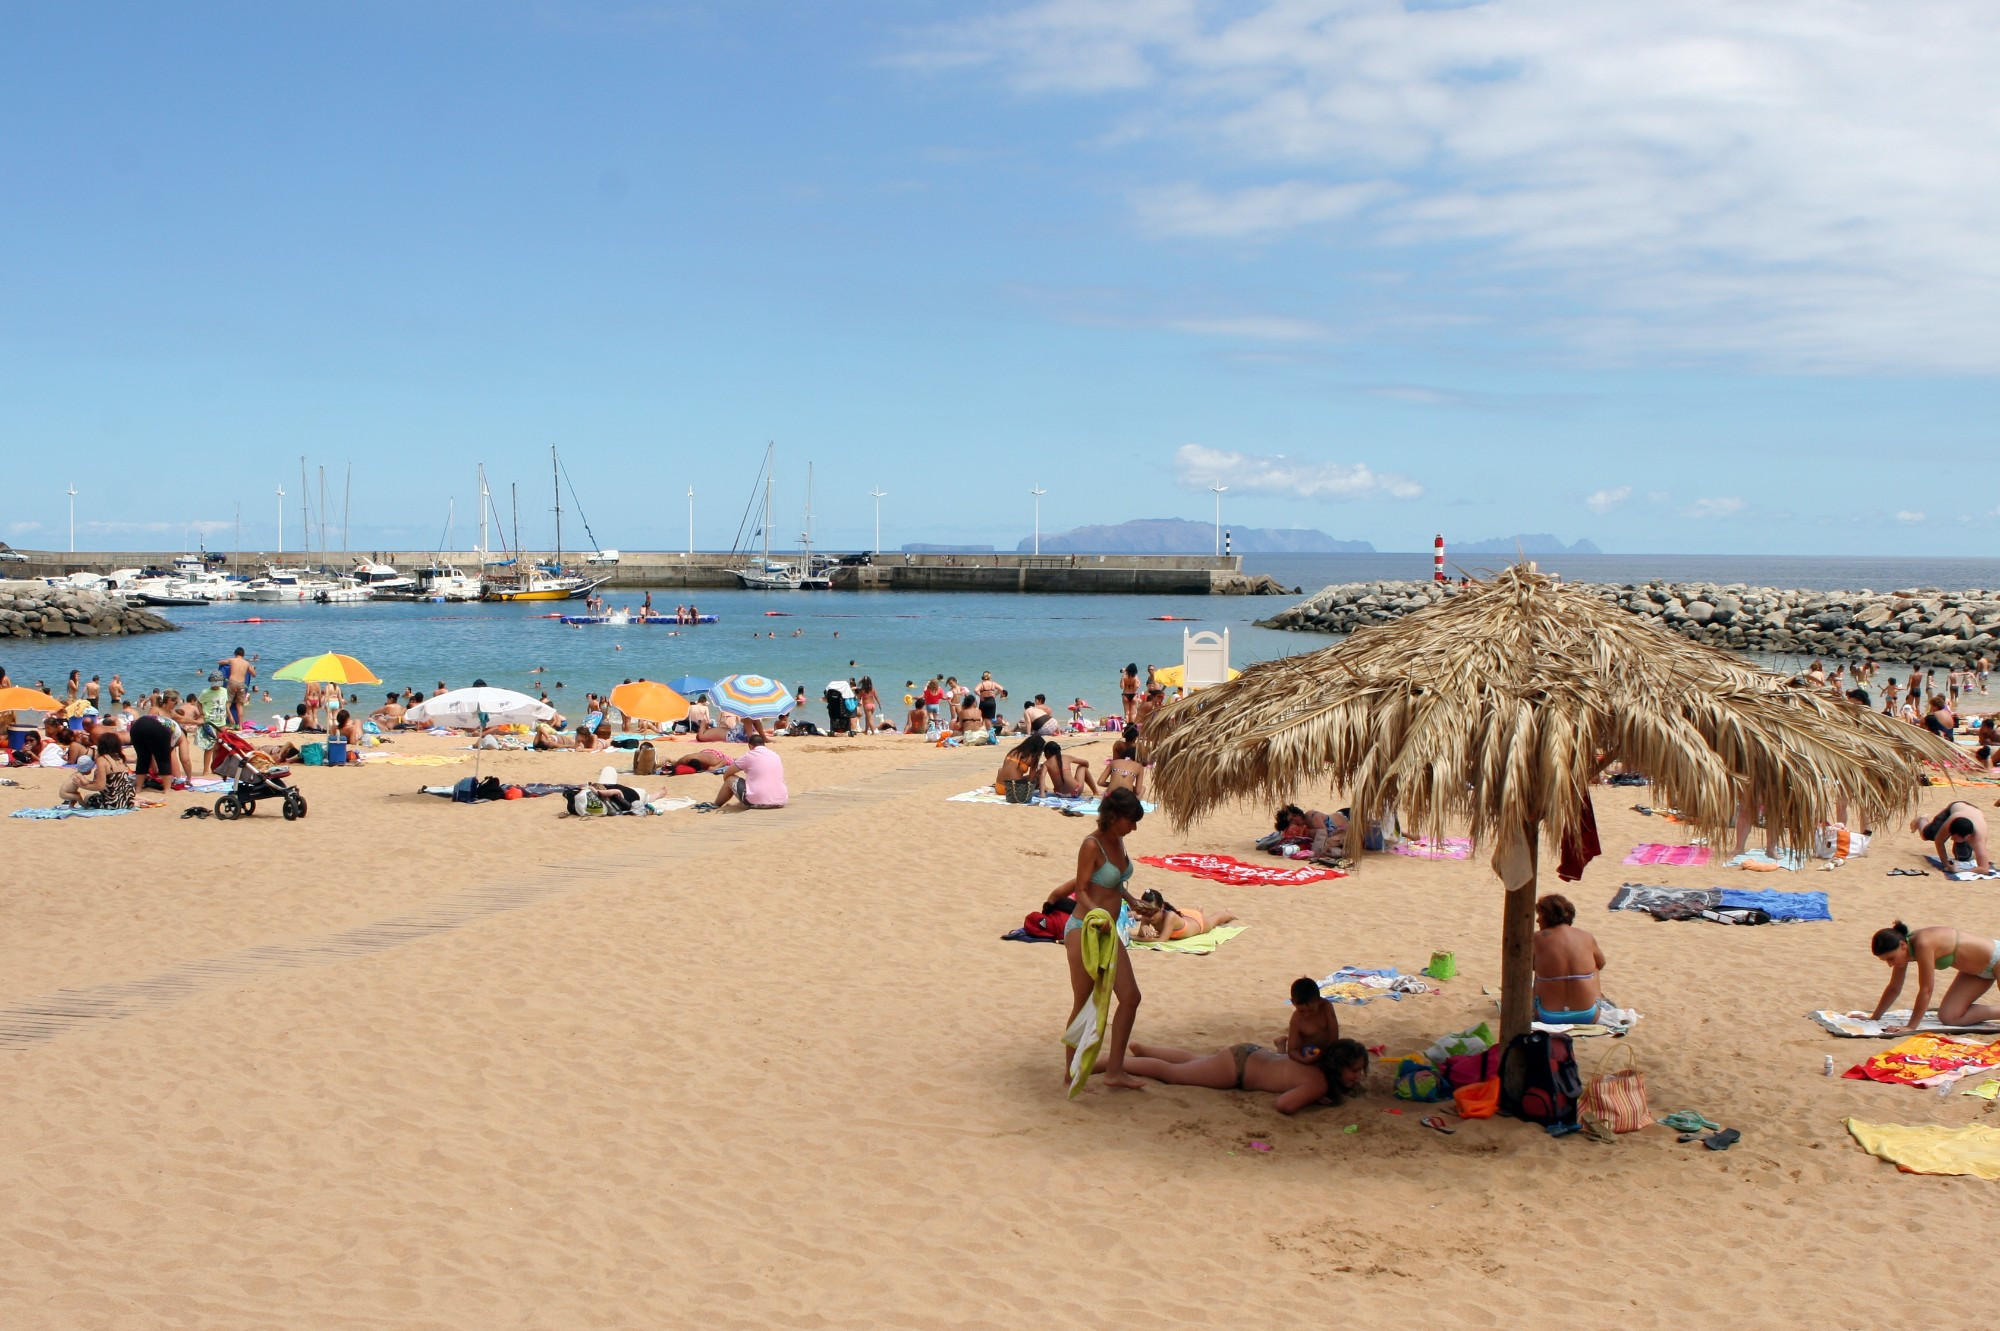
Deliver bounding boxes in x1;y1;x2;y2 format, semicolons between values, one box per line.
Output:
1433;533;1446;583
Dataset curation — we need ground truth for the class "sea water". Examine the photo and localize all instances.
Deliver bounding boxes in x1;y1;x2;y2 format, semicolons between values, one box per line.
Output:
8;554;1999;716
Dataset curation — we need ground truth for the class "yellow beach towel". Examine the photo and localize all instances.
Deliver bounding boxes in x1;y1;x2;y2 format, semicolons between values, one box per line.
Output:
1846;1118;2000;1180
1128;924;1247;956
1062;908;1117;1098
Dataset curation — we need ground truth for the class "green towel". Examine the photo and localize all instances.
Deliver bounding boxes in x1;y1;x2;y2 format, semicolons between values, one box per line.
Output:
1063;909;1118;1097
1127;924;1248;956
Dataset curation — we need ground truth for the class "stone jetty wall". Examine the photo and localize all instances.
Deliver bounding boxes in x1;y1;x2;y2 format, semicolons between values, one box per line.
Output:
0;581;178;640
1257;580;2000;666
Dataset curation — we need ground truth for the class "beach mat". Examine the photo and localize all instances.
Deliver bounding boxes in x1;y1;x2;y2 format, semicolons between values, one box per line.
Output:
9;806;138;820
1609;886;1718;915
1810;1010;2000;1038
1846;1119;2000;1180
1139;853;1345;886
1727;849;1805;872
1390;837;1473;860
1842;1033;2000;1086
1128;925;1247;955
1622;843;1711;867
1927;855;2000;881
947;787;1157;815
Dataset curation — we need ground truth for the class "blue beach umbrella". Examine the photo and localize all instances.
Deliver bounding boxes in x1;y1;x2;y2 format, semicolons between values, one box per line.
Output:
712;673;792;719
666;675;716;699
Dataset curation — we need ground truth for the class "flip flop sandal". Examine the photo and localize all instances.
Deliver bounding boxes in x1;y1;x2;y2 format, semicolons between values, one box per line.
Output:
1421;1116;1454;1134
1703;1128;1742;1151
180;807;211;820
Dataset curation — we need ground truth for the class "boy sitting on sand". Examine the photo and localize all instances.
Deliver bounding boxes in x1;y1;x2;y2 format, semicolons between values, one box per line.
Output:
1275;977;1340;1064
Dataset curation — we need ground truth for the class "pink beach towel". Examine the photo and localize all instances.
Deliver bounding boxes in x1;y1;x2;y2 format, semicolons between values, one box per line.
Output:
1140;854;1347;886
1391;837;1474;860
1622;843;1712;867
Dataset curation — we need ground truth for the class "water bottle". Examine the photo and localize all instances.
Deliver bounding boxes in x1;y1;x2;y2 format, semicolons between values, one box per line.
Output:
1824;1055;1835;1077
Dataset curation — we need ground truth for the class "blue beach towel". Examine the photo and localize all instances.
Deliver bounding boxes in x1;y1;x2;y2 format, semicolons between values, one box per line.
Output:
9;806;136;820
1717;888;1832;922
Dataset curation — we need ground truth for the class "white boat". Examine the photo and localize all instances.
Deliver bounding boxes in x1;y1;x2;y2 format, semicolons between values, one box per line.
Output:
239;565;323;601
730;446;833;590
350;559;416;594
412;563;483;601
181;569;240;601
314;578;374;604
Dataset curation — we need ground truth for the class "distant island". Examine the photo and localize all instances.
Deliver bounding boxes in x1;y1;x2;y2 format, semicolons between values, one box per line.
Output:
1016;518;1374;555
1449;534;1603;555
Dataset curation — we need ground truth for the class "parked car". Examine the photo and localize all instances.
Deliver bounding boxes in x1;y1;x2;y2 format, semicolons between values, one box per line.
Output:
0;544;27;562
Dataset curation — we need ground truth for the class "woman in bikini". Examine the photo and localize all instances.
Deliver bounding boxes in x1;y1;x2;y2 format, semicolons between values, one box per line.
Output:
1099;739;1145;800
1120;663;1140;724
1531;893;1611;1024
1869;921;2000;1033
1130;888;1236;943
1122;1038;1369;1113
1057;788;1150;1091
1041;741;1099;797
993;735;1047;796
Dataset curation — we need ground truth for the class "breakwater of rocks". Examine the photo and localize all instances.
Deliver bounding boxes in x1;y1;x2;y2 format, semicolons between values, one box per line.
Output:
0;581;178;640
1257;580;2000;665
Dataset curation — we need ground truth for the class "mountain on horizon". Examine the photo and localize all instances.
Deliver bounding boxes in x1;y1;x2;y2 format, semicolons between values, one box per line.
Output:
1449;533;1603;556
1017;518;1374;554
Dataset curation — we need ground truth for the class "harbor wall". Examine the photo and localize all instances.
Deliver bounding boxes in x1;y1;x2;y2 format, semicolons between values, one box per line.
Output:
1259;579;2000;666
0;581;178;640
5;550;1277;595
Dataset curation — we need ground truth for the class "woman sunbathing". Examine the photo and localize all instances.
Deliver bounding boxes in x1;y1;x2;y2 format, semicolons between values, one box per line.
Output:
994;736;1047;795
1532;893;1611;1024
663;748;729;774
1130;888;1236;943
1868;920;2000;1033
1099;739;1145;800
1041;741;1098;797
1122;1038;1368;1113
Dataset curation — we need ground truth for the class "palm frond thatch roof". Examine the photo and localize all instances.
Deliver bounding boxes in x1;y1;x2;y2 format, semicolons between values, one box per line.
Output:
1146;565;1960;858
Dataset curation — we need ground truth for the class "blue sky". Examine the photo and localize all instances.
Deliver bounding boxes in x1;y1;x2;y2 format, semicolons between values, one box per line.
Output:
4;1;1996;556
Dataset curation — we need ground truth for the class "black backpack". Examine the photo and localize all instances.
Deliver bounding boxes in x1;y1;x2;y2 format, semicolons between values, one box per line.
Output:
1499;1031;1582;1127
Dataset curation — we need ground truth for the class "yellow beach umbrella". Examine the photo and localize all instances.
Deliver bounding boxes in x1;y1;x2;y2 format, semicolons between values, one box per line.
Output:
1152;663;1241;690
609;680;689;725
271;652;382;685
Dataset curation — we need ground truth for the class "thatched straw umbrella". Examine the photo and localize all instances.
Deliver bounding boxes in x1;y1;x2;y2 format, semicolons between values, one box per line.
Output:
1146;565;1962;1042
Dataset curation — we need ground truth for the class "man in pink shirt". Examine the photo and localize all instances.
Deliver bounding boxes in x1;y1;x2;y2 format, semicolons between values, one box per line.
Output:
709;733;788;810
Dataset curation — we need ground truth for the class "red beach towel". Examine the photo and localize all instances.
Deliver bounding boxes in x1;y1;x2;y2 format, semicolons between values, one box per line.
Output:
1140;853;1347;886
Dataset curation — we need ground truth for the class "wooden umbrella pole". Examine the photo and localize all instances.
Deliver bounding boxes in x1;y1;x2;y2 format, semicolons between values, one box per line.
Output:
1500;825;1538;1044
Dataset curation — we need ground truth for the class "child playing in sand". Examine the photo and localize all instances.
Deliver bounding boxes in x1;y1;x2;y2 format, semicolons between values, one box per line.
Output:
1276;977;1339;1064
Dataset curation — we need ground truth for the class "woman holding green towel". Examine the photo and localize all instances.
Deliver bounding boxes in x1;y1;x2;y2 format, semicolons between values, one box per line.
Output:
1056;788;1150;1091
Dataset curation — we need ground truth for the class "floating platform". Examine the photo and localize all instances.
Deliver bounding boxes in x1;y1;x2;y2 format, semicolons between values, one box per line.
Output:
556;614;719;626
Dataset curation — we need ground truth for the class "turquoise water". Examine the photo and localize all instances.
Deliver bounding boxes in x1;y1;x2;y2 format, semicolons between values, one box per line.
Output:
0;588;1300;719
12;553;1999;715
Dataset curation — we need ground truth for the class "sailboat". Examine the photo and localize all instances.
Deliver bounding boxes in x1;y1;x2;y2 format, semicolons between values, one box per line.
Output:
730;447;831;590
483;449;611;602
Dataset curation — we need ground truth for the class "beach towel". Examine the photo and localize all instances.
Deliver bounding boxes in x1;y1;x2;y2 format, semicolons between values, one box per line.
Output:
1391;837;1473;860
948;787;1158;815
1139;853;1345;886
1841;1033;2000;1086
1063;909;1117;1097
1726;849;1805;872
1313;966;1437;1005
1811;1010;2000;1038
1607;885;1719;918
1846;1119;2000;1180
8;806;136;819
362;753;469;767
1622;843;1712;867
1927;855;2000;881
1128;924;1247;955
1716;889;1832;922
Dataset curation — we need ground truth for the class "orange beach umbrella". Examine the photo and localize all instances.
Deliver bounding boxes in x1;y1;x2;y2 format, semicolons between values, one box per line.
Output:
0;686;62;713
609;680;689;725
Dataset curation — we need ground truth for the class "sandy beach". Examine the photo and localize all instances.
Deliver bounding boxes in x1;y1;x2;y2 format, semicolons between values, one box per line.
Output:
3;725;1998;1329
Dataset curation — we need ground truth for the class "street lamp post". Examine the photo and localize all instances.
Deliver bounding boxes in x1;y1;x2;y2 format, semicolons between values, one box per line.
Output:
686;488;695;556
868;487;887;555
276;485;286;555
1030;485;1046;556
1209;479;1228;556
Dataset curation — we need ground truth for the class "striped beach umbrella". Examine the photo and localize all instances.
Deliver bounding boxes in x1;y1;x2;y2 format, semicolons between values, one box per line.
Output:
272;652;382;685
712;673;792;719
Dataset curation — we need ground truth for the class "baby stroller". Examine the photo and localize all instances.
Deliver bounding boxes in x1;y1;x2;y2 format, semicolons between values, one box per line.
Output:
210;728;308;821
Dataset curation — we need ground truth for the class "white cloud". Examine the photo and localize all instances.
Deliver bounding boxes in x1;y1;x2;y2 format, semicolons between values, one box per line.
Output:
1894;510;1926;523
1584;485;1632;515
7;521;45;535
915;2;2000;372
1173;443;1421;501
1684;496;1746;519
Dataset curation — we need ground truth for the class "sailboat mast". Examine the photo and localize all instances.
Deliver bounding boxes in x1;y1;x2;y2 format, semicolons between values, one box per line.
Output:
551;446;563;569
342;464;351;556
477;465;490;567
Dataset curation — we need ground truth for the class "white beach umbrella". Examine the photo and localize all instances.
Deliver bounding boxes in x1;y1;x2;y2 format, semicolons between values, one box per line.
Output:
406;687;553;728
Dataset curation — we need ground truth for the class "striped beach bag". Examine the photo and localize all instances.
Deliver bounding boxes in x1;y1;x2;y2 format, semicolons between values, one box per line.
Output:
1578;1043;1653;1134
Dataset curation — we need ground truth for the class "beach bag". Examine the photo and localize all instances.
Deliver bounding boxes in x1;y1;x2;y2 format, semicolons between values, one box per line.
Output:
571;789;608;817
1812;824;1869;861
300;742;326;766
1500;1032;1582;1128
1454;1078;1500;1119
1425;1022;1494;1065
1004;777;1035;804
633;742;657;776
1441;1046;1503;1091
1577;1043;1653;1134
1021;910;1067;941
1394;1058;1448;1102
452;776;478;804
